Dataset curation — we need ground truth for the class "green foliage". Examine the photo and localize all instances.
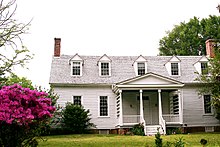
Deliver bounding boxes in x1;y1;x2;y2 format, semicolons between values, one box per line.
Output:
196;42;220;119
62;103;95;134
155;128;162;147
173;137;185;147
0;74;34;89
159;15;220;55
0;0;33;77
131;123;144;136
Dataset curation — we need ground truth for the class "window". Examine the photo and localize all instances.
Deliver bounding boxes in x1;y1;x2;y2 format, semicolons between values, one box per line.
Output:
137;62;145;75
73;96;81;105
72;62;81;76
201;62;208;75
101;63;109;76
204;95;211;114
171;63;179;75
99;96;108;116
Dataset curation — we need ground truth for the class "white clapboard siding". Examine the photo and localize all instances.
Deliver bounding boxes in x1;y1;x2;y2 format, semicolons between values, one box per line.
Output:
182;86;220;127
54;86;117;129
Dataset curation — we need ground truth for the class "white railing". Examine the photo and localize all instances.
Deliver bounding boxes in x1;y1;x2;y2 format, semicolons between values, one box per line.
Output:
123;115;140;124
162;114;180;123
159;115;166;135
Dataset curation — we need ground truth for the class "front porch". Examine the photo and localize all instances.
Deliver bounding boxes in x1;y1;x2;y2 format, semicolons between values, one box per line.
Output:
112;72;184;135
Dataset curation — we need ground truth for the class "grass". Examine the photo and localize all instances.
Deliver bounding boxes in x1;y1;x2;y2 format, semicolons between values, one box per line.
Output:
38;133;220;147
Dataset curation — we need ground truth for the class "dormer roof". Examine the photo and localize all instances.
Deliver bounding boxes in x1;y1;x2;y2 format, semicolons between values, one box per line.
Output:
69;53;83;64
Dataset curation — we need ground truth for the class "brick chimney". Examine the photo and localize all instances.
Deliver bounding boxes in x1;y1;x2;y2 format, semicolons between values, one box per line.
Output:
54;38;61;57
205;39;215;58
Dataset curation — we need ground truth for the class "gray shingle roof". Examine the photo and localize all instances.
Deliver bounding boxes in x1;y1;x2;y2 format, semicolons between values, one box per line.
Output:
49;55;202;85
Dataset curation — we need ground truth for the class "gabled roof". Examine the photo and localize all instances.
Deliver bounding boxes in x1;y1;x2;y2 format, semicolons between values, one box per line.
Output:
98;54;111;62
117;72;183;85
193;56;208;64
69;53;83;64
50;55;203;85
165;55;181;65
112;72;184;92
132;55;147;65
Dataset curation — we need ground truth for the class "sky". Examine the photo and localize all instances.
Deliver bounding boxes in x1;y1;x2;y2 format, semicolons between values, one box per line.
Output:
13;0;220;88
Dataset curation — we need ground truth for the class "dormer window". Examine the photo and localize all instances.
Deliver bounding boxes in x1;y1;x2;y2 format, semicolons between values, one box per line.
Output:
137;62;145;76
165;56;181;76
101;62;110;76
98;54;111;77
201;62;208;75
171;63;179;75
69;54;83;76
133;55;147;76
194;56;209;75
72;62;81;76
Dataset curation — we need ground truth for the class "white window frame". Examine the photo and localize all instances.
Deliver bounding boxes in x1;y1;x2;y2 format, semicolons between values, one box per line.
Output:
134;62;147;76
71;61;83;76
99;62;111;76
98;96;109;117
200;62;208;75
170;62;180;76
203;95;213;115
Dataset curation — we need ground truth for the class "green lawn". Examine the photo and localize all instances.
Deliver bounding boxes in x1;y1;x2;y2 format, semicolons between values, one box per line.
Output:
38;133;220;147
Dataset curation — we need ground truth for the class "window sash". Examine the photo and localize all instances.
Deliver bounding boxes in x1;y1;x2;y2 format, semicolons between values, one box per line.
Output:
204;95;211;114
72;62;81;75
171;63;179;75
100;96;108;116
137;63;145;75
101;63;109;76
201;62;208;75
73;96;81;105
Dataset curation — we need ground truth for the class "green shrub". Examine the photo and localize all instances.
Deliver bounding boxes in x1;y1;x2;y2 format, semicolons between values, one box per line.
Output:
155;128;162;147
173;137;185;147
131;123;144;136
62;103;95;134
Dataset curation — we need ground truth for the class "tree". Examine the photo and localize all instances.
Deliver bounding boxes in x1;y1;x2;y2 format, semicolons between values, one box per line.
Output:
62;103;95;134
0;73;34;89
196;41;220;120
0;0;32;79
159;15;220;55
0;84;55;147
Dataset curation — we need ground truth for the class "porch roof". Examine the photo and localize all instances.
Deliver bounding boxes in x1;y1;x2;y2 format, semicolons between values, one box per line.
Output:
113;72;184;92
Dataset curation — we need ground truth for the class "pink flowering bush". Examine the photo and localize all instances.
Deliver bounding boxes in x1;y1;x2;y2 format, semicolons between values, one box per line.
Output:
0;84;55;147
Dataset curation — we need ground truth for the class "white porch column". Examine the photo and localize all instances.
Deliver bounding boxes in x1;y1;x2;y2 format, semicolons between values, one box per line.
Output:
139;89;144;123
119;90;123;126
158;89;162;124
178;89;183;124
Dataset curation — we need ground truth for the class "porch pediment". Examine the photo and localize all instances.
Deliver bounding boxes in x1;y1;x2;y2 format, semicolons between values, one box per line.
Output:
114;72;184;90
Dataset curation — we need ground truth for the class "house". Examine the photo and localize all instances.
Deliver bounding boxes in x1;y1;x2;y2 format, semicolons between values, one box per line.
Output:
49;38;220;135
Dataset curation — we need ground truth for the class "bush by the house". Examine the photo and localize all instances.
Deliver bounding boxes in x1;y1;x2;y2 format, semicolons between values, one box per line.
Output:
131;123;144;136
62;103;95;134
0;84;55;147
155;128;163;147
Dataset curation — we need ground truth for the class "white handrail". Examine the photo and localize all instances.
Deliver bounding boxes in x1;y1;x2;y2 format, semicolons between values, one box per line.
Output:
160;115;166;135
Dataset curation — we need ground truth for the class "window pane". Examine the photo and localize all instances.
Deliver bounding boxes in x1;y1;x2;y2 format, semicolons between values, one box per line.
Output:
201;62;208;75
137;63;145;75
73;96;81;105
204;95;211;114
171;63;179;75
101;63;109;76
100;96;108;116
72;62;81;75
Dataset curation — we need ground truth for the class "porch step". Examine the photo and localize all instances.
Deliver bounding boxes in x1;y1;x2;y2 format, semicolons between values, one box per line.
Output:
145;125;164;136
